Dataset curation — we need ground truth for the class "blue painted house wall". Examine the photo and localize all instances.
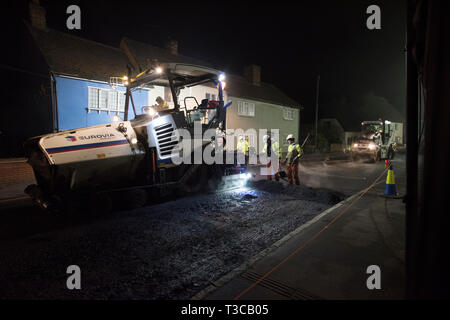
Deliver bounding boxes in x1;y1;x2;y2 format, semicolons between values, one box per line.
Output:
55;76;149;131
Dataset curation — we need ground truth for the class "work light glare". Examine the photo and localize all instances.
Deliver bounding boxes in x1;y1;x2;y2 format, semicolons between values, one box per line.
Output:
147;107;157;116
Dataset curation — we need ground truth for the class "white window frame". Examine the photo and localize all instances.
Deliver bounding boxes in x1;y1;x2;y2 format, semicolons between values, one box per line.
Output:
237;101;255;117
117;91;126;112
88;87;99;109
88;86;126;113
283;108;294;120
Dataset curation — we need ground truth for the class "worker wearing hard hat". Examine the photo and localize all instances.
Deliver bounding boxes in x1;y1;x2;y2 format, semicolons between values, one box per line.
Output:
284;134;303;185
262;134;282;181
237;135;249;166
155;96;169;110
143;96;169;116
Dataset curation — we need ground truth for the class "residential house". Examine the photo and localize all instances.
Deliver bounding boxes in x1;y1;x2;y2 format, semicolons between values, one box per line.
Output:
319;118;360;151
225;65;301;153
2;1;300;157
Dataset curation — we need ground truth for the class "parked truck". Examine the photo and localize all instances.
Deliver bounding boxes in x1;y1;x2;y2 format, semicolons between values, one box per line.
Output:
350;120;398;162
24;63;248;213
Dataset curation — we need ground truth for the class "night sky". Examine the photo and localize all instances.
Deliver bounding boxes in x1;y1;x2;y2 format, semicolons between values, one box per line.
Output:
8;0;406;124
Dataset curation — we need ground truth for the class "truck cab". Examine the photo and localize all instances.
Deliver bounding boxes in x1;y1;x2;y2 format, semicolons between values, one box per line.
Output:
350;120;397;162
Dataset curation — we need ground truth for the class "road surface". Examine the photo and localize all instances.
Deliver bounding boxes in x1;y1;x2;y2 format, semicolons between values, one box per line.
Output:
0;155;404;299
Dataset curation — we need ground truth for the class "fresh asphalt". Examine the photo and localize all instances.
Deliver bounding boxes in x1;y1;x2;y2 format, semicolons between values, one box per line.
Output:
0;154;406;299
198;154;406;300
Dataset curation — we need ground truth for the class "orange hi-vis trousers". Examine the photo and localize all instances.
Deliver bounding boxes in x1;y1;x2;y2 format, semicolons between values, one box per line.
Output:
266;160;280;181
286;162;300;185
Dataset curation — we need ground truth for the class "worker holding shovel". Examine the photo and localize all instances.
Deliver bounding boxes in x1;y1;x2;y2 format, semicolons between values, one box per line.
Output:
283;134;304;185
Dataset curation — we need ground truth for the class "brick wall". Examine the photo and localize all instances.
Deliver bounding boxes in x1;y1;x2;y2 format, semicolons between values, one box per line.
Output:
0;158;36;186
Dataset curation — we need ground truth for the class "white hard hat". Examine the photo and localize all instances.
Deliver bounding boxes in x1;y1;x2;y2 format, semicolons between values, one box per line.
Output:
286;134;295;141
239;135;244;140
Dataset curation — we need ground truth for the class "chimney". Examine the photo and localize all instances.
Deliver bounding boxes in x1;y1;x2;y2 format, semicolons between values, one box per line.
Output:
165;39;178;55
29;0;47;30
244;64;261;86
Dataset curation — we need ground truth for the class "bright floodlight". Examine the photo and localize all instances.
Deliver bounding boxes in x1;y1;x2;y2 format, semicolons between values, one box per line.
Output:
219;73;225;82
147;107;157;117
131;137;138;144
239;172;252;180
155;67;163;74
369;143;376;150
385;120;391;124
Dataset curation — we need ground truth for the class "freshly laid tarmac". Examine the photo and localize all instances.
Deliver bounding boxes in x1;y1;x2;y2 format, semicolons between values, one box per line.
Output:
196;158;405;300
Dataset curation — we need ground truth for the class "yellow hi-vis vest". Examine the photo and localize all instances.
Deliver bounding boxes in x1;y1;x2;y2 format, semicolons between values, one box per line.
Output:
286;143;303;163
237;140;249;154
158;100;169;109
263;141;282;159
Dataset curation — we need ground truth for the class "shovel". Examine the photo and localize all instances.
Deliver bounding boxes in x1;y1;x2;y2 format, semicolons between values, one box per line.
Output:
274;134;309;180
277;154;302;180
273;162;288;180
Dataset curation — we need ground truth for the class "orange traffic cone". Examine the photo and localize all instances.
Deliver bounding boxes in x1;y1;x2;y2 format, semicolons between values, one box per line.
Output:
383;161;399;197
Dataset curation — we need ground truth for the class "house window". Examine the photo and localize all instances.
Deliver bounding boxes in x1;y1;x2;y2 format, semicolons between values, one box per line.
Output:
108;91;118;111
283;108;294;120
88;87;125;113
88;87;99;109
238;101;255;117
118;91;126;111
99;90;108;109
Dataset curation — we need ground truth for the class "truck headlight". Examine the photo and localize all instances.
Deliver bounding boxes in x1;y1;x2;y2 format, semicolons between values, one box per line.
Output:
369;143;376;150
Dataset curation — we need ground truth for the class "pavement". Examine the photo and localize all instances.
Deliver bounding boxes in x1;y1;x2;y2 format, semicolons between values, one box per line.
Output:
0;182;30;200
195;156;406;300
0;158;34;203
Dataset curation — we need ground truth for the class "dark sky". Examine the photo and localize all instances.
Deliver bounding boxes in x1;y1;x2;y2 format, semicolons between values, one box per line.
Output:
9;0;406;123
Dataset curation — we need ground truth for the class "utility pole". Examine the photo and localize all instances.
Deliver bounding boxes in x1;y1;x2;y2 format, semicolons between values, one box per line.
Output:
314;75;320;151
